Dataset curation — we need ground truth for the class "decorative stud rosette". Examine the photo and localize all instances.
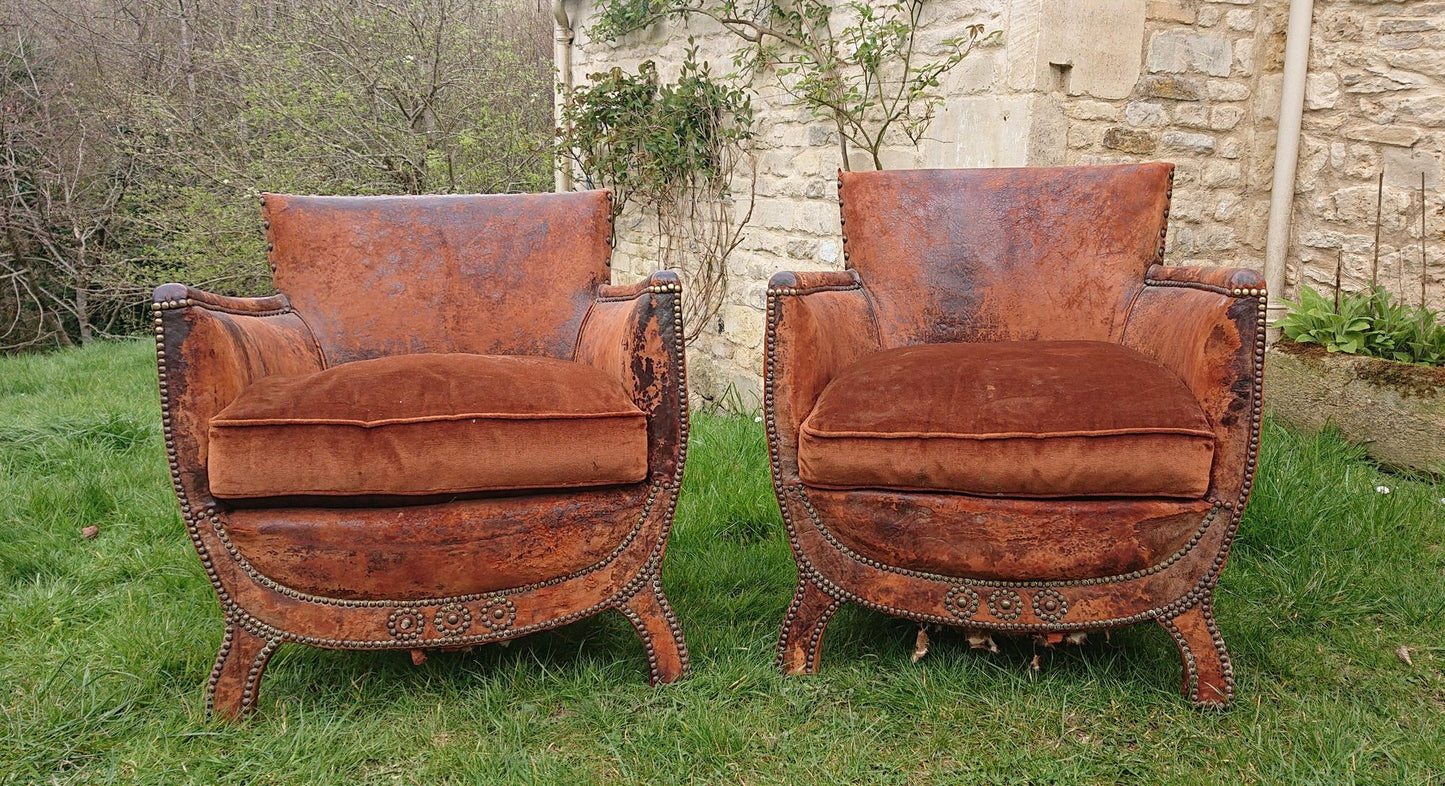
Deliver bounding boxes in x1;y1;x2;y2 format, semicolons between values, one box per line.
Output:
387;607;427;640
987;589;1024;622
433;604;472;635
479;598;517;632
944;585;980;619
1031;589;1069;623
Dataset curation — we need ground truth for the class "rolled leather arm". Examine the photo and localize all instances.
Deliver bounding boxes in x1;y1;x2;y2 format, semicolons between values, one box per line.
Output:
1145;264;1266;295
1122;273;1266;503
153;284;325;505
765;269;881;482
152;282;293;315
575;270;686;481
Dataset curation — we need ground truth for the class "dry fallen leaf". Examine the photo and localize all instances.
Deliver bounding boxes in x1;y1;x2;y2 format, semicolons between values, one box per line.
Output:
1029;654;1041;678
1035;632;1066;648
1396;646;1414;667
966;631;999;653
410;649;428;666
911;627;930;663
1065;631;1088;646
81;525;99;540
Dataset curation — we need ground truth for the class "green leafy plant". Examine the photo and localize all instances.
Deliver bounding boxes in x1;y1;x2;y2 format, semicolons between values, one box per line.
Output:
1279;284;1445;366
558;47;755;341
591;0;993;170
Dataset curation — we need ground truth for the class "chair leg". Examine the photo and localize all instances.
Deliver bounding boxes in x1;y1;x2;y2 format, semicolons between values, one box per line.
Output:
1159;595;1234;707
619;577;690;685
207;622;279;720
776;577;841;675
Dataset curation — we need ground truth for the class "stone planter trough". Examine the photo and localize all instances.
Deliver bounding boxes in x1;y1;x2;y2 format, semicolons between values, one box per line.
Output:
1264;340;1445;474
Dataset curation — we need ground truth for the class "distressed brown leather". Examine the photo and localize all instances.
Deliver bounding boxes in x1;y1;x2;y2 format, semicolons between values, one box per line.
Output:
798;341;1215;498
768;164;1266;708
154;191;690;719
264;192;610;364
207;353;648;499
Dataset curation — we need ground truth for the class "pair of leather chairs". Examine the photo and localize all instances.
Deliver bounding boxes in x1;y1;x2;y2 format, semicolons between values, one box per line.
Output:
154;163;1265;718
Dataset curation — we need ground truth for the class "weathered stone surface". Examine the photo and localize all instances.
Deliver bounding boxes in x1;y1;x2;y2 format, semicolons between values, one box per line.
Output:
1341;124;1422;147
1209;105;1245;130
1161;130;1216;154
1305;73;1340;109
1124;101;1168;127
1265;344;1445;474
1102;127;1157;154
1148;31;1232;77
1140;74;1201;100
1146;0;1194;24
1174;104;1209;128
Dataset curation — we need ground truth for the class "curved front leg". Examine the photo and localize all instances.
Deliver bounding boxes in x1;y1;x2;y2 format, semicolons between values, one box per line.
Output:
775;577;842;675
1159;595;1234;707
618;575;689;684
208;622;280;719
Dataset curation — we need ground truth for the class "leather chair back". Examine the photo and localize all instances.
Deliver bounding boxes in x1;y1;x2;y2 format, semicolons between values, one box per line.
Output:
264;191;612;364
838;163;1172;347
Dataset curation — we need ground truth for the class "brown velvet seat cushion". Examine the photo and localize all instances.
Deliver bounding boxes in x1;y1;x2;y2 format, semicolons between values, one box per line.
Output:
207;353;648;499
798;341;1215;498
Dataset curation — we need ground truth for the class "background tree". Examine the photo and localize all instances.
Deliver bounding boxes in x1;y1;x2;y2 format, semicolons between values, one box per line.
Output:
0;0;554;351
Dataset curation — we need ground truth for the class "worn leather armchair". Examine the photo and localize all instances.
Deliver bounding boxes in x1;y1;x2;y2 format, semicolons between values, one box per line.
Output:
766;164;1265;706
154;191;690;718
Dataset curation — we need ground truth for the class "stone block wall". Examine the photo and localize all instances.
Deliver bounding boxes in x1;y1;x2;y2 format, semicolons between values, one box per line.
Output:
563;0;1444;407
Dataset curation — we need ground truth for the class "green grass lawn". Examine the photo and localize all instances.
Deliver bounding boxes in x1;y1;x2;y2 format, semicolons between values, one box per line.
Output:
2;340;1443;784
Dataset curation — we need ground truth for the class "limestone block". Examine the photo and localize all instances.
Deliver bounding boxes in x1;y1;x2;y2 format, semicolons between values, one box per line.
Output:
1067;100;1123;121
1395;95;1445;128
1342;124;1422;148
1197;6;1222;28
1341;67;1422;94
1225;10;1255;31
1209;105;1245;130
1148;31;1233;77
1213;192;1242;221
1305;72;1340;110
1205;79;1251;102
922;94;1039;167
1102;126;1157;154
1146;0;1195;24
1174;104;1210;129
1383;48;1445;80
1070;123;1103;149
1380;18;1442;34
1014;0;1146;100
1124;101;1169;127
1160;130;1216;154
1140;75;1202;101
1202;160;1241;188
1383;147;1442;191
1218;137;1242;159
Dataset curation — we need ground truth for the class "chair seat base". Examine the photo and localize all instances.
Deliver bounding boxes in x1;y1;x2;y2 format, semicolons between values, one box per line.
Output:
772;483;1240;707
193;481;689;718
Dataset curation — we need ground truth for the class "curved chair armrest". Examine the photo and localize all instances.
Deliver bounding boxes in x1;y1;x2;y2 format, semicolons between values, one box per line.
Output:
1144;264;1266;296
575;270;688;481
1122;271;1266;503
765;269;882;482
153;284;326;506
153;283;293;315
